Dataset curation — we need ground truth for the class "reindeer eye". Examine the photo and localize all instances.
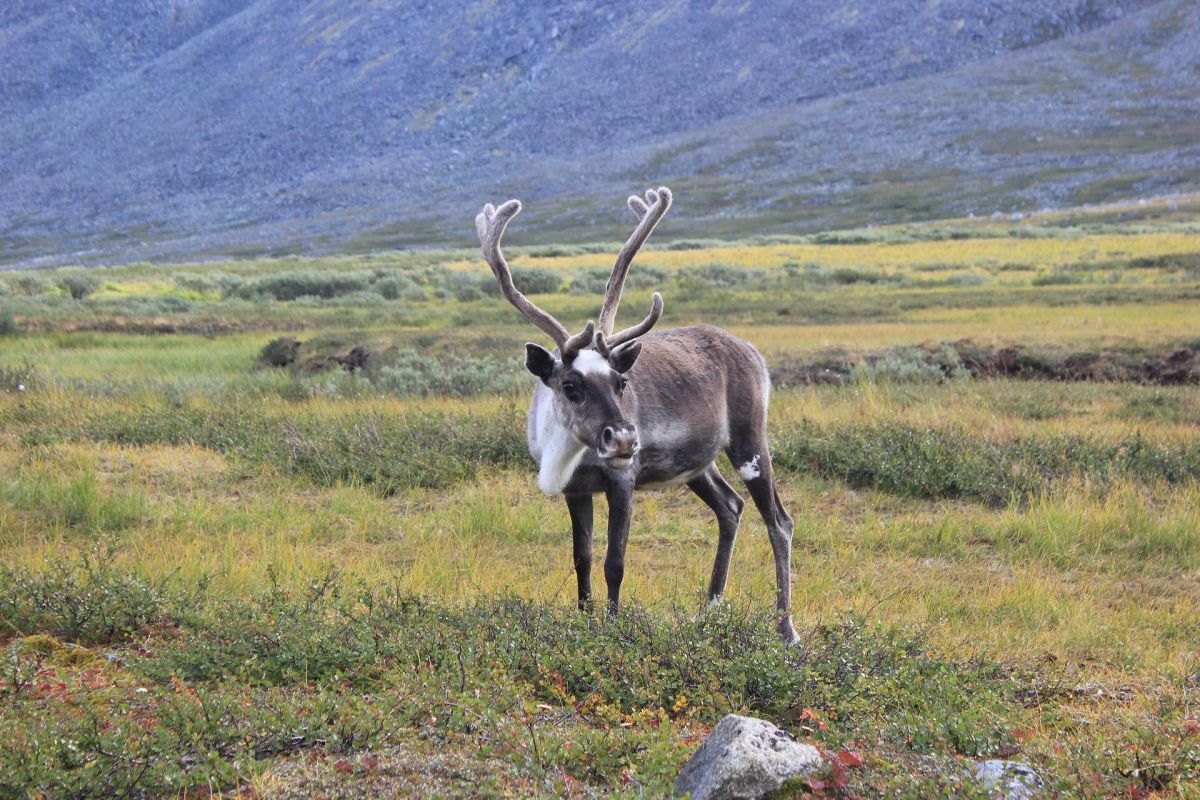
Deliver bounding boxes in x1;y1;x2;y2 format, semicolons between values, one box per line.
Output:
562;381;583;402
616;376;628;395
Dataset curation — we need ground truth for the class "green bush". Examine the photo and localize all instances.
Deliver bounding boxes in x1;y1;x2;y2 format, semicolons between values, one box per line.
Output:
852;346;968;384
772;421;1200;505
237;270;371;301
664;238;726;250
86;295;195;316
480;265;561;296
0;547;175;644
569;264;668;295
57;271;101;300
526;244;589;258
298;350;525;399
172;272;230;295
372;273;427;301
832;267;885;285
677;263;762;291
1032;270;1082;286
435;271;485;301
256;336;301;368
372;351;525;397
4;272;50;296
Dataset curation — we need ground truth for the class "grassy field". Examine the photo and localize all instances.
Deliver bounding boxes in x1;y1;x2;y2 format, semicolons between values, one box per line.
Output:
1;202;1199;798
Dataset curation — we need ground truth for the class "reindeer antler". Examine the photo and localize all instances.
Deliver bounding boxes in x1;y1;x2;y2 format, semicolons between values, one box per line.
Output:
596;187;672;349
476;200;594;357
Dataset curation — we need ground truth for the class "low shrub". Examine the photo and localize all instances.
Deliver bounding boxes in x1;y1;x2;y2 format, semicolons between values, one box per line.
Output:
1031;270;1082;286
773;421;1200;505
14;395;1200;503
372;273;427;301
57;271;101;300
0;558;1018;796
0;546;176;644
372;351;525;397
526;244;589;258
677;263;764;291
830;267;879;284
434;270;485;301
257;336;301;368
237;270;371;301
4;272;50;296
663;238;727;250
569;264;668;295
852;345;968;384
479;265;561;296
15;400;528;493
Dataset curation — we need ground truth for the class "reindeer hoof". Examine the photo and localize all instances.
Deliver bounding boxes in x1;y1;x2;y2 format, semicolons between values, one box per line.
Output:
691;595;727;623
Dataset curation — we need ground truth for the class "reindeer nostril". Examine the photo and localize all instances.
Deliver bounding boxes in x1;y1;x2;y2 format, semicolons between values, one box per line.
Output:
602;428;615;446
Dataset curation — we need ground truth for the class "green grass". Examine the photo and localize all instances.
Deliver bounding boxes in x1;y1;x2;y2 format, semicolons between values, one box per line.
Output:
1;200;1199;797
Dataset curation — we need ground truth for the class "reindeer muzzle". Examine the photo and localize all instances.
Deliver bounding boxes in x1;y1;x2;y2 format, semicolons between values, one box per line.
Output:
598;424;639;465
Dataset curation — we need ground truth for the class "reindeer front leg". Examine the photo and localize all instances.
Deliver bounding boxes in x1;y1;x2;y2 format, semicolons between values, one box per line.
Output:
565;493;594;611
603;479;634;613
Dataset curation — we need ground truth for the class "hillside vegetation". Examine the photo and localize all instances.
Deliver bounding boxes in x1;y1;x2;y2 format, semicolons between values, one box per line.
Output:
1;200;1198;796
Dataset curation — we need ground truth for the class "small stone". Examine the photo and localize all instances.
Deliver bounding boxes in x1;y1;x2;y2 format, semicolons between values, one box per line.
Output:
675;714;823;800
974;759;1043;800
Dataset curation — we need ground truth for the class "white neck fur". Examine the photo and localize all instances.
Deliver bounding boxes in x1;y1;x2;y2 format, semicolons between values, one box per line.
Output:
533;394;588;495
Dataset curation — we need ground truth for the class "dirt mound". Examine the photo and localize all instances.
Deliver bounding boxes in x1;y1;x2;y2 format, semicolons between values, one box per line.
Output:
771;340;1200;386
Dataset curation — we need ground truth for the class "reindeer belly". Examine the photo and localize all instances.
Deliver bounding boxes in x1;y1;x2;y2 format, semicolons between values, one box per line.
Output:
634;449;716;489
557;449;714;494
632;420;725;489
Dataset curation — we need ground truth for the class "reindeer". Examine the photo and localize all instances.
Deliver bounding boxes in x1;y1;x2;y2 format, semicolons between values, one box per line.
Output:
475;187;798;643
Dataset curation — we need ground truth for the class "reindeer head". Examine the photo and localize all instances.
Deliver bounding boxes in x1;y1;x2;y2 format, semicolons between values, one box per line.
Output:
476;187;672;468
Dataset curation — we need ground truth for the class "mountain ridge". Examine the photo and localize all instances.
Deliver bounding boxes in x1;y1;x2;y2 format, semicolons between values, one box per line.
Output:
1;0;1197;267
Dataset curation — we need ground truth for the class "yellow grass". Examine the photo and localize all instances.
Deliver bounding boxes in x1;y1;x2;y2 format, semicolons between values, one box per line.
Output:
437;230;1200;272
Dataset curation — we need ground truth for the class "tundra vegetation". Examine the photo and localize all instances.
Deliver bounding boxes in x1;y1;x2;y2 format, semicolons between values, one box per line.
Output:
1;199;1199;798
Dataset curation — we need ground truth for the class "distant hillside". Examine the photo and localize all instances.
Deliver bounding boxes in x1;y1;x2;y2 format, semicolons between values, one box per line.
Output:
2;0;1198;267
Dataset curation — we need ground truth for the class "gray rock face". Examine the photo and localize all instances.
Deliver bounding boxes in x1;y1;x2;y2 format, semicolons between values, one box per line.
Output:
974;759;1044;800
674;714;823;800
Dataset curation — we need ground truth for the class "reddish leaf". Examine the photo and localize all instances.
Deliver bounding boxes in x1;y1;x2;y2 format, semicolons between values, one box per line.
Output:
835;750;864;769
332;758;353;773
1011;726;1036;742
828;760;849;788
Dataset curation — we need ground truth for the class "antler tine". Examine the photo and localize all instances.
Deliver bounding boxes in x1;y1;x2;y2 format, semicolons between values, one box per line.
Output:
597;186;673;338
597;292;663;353
476;199;571;351
563;321;595;359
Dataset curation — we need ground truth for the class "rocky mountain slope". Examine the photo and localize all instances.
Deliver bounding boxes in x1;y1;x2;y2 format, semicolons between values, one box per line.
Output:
1;0;1197;266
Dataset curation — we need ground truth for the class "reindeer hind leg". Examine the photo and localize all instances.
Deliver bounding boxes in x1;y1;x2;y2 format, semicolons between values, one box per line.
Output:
727;441;798;645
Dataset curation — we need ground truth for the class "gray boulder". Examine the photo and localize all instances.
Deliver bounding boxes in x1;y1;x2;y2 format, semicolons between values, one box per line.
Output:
974;759;1044;800
675;714;823;800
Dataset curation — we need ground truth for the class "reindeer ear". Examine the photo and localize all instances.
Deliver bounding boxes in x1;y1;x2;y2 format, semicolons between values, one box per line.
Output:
609;340;642;374
525;343;558;382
